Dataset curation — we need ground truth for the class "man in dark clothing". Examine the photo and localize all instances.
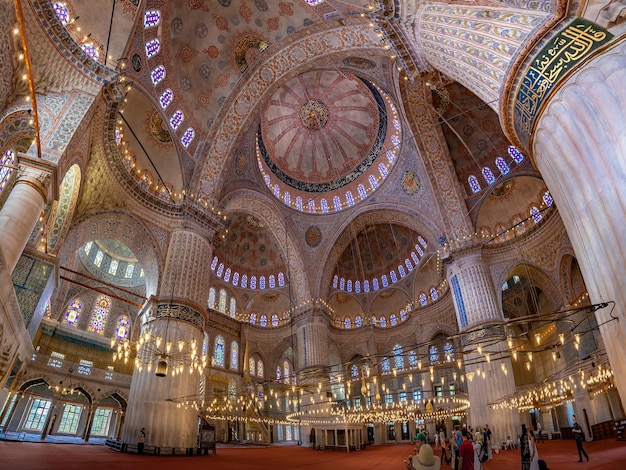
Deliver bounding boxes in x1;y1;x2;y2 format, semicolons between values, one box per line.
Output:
572;415;589;462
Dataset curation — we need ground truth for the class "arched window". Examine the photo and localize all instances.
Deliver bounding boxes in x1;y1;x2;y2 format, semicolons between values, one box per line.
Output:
355;316;363;327
228;379;236;400
344;317;351;329
339;277;345;290
202;333;209;355
381;358;391;375
211;256;218;270
394;345;404;370
283;361;290;384
53;2;70;25
257;360;264;378
530;206;542;223
399;309;407;322
543;191;554;207
151;65;166;85
216;263;224;278
159;89;173;109
276;366;282;382
347;280;352;292
430;287;439;302
369;174;378;190
333;196;341;212
218;289;227;313
260;315;267;327
429;345;439;364
88;295;111;334
249;313;256;324
482;167;496;185
379;316;386;328
444;343;455;362
408;350;418;368
81;43;99;61
143;9;161;28
296;196;303;211
145;39;160;58
390;314;397;326
358;184;367;200
170;110;184;130
181;128;195;148
346;191;355;207
230;341;239;370
208;288;216;309
0;149;16;191
278;272;285;287
214;336;225;367
241;274;248;288
250;276;257;290
508;145;525;163
372;278;379;291
351;364;359;380
411;252;420;265
269;275;275;288
232;272;240;286
355;281;361;293
229;297;236;318
63;299;82;327
271;314;278;327
495;157;510;175
115;315;130;340
249;357;256;376
260;276;266;290
468;175;481;193
419;293;427;306
405;259;413;271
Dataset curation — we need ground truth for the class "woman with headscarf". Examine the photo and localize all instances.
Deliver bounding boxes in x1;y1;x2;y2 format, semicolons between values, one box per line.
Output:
520;424;531;470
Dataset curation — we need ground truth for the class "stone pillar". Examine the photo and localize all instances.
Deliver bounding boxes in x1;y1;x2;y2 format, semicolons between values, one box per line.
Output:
532;40;626;407
446;248;519;444
122;227;213;450
0;159;54;273
294;310;330;373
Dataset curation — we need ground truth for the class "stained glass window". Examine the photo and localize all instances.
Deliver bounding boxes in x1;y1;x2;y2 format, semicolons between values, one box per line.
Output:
333;196;341;212
229;298;236;318
145;39;160;58
216;263;224;278
502;281;509;291
151;65;166;85
390;314;397;326
415;244;424;256
260;315;267;327
296;196;303;211
278;272;285;286
249;357;256;376
305;0;323;6
468;175;481;193
358;184;367;200
125;263;134;278
430;287;439;302
273;184;280;198
230;341;239;370
284;191;290;205
203;333;209;355
409;351;418;368
181;128;195;148
368;174;378;190
339;278;345;290
228;380;236;399
283;361;290;383
260;276;266;290
419;293;427;306
411;252;419;265
508;145;525;163
346;191;355;207
379;163;388;178
63;299;82;327
355;316;362;327
211;256;218;270
530;206;542;223
115;315;130;340
208;288;216;309
321;198;329;214
355;280;361;293
381;275;388;288
543;191;554;207
159;89;173;109
482;167;496;184
108;259;118;275
379;316;386;328
400;309;406;322
390;270;397;283
381;358;391;375
94;250;104;267
218;289;227;313
88;295;111;335
351;364;359;379
249;313;256;324
257;360;264;378
82;43;99;61
398;265;406;278
224;268;231;282
250;276;257;290
53;2;70;25
405;259;413;272
344;317;351;329
363;280;369;293
496;157;510;175
214;336;225;367
170;110;184;130
269;275;275;288
444;343;455;362
307;198;315;213
83;241;93;255
276;366;281;382
232;272;239;286
241;274;247;288
394;345;404;370
347;280;352;292
271;314;278;327
429;345;439;364
144;9;161;28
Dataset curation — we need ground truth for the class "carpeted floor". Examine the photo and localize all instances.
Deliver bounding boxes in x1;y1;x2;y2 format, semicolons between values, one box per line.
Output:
1;438;625;469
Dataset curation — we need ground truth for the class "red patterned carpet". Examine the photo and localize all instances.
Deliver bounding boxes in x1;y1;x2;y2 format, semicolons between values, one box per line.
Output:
0;439;625;470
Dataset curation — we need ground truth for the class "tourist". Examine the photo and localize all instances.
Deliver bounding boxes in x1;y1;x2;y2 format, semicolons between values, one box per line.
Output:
473;432;485;470
483;424;492;460
528;429;539;470
572;415;589;463
458;429;474;470
413;443;442;470
137;427;146;455
521;424;530;470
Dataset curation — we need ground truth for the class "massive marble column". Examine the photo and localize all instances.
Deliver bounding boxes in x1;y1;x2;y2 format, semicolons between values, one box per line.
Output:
0;157;54;273
445;247;519;443
122;227;213;450
294;309;330;379
532;40;626;404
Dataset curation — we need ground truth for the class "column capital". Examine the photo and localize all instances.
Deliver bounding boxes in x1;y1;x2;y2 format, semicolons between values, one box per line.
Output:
16;152;57;204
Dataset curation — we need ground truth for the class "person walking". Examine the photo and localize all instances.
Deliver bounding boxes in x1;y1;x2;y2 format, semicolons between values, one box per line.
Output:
572;415;589;463
528;429;540;470
483;424;492;461
458;429;475;470
536;421;544;443
520;424;531;470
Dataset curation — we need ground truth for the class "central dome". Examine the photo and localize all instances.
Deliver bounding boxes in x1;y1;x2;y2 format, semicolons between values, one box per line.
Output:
257;70;401;214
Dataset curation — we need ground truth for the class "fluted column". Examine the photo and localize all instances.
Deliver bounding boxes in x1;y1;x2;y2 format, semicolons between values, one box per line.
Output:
294;310;330;373
532;39;626;404
0;158;54;273
122;227;213;450
446;248;518;442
